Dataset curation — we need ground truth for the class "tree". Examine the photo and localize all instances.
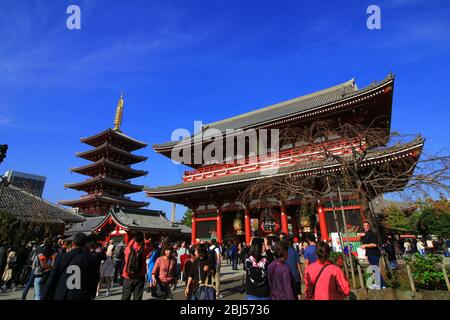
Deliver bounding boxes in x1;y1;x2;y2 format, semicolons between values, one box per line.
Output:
384;205;411;233
180;209;193;227
411;199;450;238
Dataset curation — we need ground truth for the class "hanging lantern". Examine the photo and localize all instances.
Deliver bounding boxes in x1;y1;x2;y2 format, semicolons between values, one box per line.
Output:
260;208;281;234
233;212;244;235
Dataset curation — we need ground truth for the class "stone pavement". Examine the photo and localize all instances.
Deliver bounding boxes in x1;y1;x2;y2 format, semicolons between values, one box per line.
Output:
0;262;245;301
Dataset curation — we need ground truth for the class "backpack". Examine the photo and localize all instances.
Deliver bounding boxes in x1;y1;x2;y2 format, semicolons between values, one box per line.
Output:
126;245;143;276
114;245;125;260
246;257;267;288
208;245;220;268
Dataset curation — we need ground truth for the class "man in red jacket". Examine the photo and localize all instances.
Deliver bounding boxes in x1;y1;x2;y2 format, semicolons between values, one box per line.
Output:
121;232;151;300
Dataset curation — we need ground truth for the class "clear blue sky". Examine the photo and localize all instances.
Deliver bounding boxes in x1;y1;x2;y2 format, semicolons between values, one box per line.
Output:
1;0;449;220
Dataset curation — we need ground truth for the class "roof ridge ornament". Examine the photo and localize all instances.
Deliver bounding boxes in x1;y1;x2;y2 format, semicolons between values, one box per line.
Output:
113;92;124;132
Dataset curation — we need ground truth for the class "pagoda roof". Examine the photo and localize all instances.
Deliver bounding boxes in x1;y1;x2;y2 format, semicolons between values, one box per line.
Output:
64;176;144;194
80;128;147;151
92;207;185;233
58;193;149;208
76;142;148;165
0;185;85;224
70;159;148;179
146;137;424;201
153;73;394;151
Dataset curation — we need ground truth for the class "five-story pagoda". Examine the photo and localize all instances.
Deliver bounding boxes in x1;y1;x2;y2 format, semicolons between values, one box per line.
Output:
59;94;149;216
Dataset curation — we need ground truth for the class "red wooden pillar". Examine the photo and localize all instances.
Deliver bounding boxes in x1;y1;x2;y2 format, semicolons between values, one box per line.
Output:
216;207;223;245
318;206;329;241
281;205;289;235
191;210;197;245
244;209;251;245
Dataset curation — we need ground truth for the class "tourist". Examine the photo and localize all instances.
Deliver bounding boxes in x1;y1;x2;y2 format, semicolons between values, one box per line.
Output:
176;241;188;283
121;232;151;300
267;241;295;300
394;239;403;259
42;233;95;300
244;239;271;300
97;242;115;297
426;239;435;254
21;241;39;300
404;240;412;255
0;242;7;291
183;246;197;300
230;241;238;270
32;238;55;300
87;236;105;299
286;238;302;299
383;239;398;270
360;221;386;289
263;237;275;263
304;241;350;300
1;246;17;292
417;239;426;256
113;240;125;286
152;243;177;300
445;238;450;257
304;234;318;266
184;244;215;300
146;241;159;293
209;239;223;299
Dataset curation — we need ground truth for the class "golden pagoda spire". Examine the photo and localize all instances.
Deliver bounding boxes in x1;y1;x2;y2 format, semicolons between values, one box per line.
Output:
113;92;124;131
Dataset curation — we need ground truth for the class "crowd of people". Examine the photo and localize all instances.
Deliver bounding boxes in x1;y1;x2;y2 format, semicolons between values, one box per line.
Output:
0;221;449;300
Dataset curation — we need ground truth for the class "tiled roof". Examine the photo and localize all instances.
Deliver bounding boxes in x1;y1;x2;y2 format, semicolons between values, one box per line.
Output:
65;216;105;236
80;128;147;151
153;74;394;150
146;136;424;195
369;196;417;214
64;176;144;193
70;159;148;178
58;193;149;208
173;223;192;234
0;185;85;224
101;207;182;232
76;142;148;165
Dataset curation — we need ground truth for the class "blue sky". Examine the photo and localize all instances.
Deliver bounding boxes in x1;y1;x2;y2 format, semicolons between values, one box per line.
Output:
1;0;449;220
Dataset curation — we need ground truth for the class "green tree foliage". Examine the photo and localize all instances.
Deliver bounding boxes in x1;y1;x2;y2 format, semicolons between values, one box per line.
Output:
180;209;193;227
410;199;450;238
404;253;446;290
384;205;411;232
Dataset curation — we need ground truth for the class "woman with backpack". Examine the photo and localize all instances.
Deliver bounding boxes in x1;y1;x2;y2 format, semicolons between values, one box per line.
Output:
121;232;152;300
33;239;55;300
184;244;215;300
304;241;350;300
244;239;271;300
151;243;176;300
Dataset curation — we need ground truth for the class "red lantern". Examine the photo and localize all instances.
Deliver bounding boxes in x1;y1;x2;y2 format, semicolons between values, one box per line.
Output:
259;208;281;234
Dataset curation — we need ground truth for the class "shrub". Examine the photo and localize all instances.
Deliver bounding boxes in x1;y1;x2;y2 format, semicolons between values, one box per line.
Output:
404;253;446;290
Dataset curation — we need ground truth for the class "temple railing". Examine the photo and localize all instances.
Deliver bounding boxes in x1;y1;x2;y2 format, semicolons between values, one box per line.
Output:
183;138;366;182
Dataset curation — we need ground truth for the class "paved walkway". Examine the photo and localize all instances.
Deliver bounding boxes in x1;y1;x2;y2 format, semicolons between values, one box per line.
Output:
0;262;244;301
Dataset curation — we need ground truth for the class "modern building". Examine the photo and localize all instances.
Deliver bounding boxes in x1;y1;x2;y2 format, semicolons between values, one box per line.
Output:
146;73;424;246
4;169;46;197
